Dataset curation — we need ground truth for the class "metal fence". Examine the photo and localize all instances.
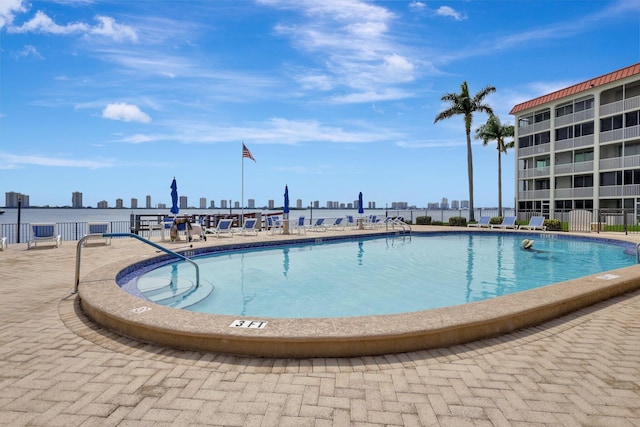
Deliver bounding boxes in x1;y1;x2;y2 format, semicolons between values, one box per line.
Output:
1;221;132;245
517;209;640;234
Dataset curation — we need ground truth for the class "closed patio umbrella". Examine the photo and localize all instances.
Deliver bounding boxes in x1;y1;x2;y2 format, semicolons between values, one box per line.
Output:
170;177;179;215
358;192;364;214
283;185;290;234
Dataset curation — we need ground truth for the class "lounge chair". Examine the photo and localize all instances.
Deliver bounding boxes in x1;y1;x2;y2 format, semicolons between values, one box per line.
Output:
1;236;6;251
307;218;326;232
238;218;258;236
327;217;346;230
292;217;306;235
364;215;380;229
28;223;61;249
467;216;491;228
204;218;234;238
84;222;111;245
266;216;282;235
490;216;518;230
520;216;547;231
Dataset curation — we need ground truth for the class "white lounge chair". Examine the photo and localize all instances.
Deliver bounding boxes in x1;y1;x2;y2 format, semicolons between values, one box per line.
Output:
0;236;6;251
490;216;518;230
292;217;306;235
205;218;234;238
520;216;547;231
327;217;346;230
84;222;111;245
307;218;326;232
468;216;491;228
238;218;258;236
28;223;61;249
266;216;283;235
189;222;206;241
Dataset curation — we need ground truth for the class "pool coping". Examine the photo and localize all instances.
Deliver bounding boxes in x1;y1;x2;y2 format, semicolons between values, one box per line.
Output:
78;229;640;358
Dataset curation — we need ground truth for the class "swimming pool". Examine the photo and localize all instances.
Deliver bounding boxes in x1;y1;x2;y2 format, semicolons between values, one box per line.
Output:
122;233;635;318
80;229;640;357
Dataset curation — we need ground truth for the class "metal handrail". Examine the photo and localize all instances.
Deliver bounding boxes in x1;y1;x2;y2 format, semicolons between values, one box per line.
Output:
74;232;199;294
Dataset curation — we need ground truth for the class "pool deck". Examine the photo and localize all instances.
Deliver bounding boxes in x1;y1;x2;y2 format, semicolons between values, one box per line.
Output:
1;225;640;425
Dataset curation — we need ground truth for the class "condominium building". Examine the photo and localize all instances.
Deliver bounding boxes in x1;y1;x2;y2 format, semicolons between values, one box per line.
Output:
510;62;640;217
72;191;83;208
5;192;29;207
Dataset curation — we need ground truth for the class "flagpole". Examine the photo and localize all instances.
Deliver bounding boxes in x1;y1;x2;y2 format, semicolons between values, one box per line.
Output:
241;142;244;226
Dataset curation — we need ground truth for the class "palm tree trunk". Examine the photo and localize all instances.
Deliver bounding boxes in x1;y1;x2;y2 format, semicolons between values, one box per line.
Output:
466;130;475;222
497;149;503;217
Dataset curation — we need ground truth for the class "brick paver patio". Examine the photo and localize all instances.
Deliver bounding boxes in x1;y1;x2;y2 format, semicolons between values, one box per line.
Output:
1;230;639;426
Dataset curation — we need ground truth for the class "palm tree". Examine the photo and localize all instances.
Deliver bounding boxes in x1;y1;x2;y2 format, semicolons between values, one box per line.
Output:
475;114;514;217
434;81;495;221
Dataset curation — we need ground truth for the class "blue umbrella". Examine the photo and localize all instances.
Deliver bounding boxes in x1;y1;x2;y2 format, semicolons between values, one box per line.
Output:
284;185;290;214
358;192;364;214
170;177;179;215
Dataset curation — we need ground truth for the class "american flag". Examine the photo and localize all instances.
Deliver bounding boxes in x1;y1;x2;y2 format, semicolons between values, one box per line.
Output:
242;143;255;162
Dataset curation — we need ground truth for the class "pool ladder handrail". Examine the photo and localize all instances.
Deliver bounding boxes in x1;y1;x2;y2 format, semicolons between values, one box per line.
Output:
74;232;200;294
636;242;640;263
385;218;411;233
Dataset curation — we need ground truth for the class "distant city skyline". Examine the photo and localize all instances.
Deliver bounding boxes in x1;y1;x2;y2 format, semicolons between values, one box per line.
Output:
4;191;490;210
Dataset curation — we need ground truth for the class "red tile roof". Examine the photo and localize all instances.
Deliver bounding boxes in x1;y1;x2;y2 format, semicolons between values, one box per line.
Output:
509;63;640;115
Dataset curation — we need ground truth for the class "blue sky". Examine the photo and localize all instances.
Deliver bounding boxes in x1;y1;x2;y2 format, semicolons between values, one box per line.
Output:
2;0;640;209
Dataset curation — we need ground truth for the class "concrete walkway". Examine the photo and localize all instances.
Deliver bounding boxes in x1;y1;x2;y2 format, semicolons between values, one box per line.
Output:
0;229;639;426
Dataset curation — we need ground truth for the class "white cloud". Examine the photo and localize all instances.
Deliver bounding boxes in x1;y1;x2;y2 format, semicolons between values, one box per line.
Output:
0;151;114;169
102;103;152;123
14;44;43;59
435;6;466;21
8;11;137;42
264;0;417;102
0;0;26;29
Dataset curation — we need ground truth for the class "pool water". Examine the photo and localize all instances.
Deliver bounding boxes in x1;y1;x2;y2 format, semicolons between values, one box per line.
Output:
126;233;635;318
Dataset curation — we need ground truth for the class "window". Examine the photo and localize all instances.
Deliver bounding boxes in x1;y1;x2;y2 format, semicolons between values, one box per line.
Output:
556;126;573;141
600;171;622;186
601;114;623;132
574;97;594;112
574;150;593;162
574;200;593;209
519;115;533;128
574;175;593;188
534;110;550;123
626;110;640;127
623;169;640;184
574;121;594;137
519;135;533;148
534;179;550;190
556;103;573;117
534;131;550;145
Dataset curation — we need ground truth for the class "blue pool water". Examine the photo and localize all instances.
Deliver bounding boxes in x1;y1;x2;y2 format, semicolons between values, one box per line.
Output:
123;233;635;318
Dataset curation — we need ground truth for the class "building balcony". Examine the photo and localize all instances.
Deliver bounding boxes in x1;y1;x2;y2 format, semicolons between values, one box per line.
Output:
599;154;640;170
518;143;550;158
555;109;595;127
554;134;595;151
600;125;640;144
554;160;594;175
599;183;640;197
518;190;550;200
554;187;594;199
600;94;640;117
518;166;550;179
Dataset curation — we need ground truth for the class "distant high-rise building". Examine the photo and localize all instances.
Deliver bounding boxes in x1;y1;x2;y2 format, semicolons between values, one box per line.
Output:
199;197;207;209
391;202;408;209
72;191;83;208
115;198;124;208
368;201;376;209
179;196;187;209
158;203;167;209
97;200;108;208
461;200;470;209
220;199;227;209
5;192;29;207
296;199;302;209
268;199;275;209
247;199;255;209
146;195;152;209
210;200;216;209
234;201;240;208
428;202;439;209
131;198;138;209
312;200;320;209
451;200;460;209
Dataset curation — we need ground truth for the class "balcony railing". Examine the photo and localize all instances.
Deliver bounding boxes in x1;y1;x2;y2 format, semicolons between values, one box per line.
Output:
600;94;640;116
599;154;640;170
518;189;550;200
555;109;594;127
599;183;640;197
554;161;594;175
553;187;594;199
